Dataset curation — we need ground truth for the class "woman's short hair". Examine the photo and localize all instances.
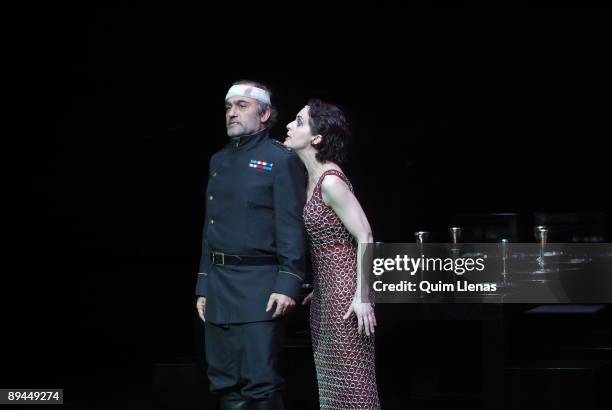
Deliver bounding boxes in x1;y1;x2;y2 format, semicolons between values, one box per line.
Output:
307;98;351;164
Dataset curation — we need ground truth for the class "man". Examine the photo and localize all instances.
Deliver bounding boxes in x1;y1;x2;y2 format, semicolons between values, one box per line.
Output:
195;80;306;410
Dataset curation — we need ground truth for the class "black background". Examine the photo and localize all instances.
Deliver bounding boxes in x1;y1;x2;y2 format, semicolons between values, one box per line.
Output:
8;4;612;408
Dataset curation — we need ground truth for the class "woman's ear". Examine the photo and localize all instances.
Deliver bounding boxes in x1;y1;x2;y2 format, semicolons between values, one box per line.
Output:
311;134;323;146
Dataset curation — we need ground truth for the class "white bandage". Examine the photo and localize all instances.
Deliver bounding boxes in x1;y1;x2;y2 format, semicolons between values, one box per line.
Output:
225;84;271;105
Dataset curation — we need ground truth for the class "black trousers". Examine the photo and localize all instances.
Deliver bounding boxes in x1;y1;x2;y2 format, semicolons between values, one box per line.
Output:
204;320;284;401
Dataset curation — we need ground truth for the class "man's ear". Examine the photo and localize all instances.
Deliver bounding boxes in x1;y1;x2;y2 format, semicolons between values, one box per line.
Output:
260;107;271;123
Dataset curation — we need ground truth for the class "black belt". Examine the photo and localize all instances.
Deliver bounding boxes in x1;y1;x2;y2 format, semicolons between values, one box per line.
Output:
210;251;277;266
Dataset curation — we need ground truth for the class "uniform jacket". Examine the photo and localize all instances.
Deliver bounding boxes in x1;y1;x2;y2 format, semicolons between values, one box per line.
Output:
195;129;307;324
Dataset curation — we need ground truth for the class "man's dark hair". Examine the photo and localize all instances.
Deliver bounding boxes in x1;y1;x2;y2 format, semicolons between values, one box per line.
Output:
307;98;351;165
231;80;278;129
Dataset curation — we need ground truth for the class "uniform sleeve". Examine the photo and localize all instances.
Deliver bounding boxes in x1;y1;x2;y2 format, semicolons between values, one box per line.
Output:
195;156;215;297
195;239;210;297
272;153;307;300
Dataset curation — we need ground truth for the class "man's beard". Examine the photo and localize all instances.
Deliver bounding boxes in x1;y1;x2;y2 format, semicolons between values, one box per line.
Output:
227;124;263;139
226;124;244;138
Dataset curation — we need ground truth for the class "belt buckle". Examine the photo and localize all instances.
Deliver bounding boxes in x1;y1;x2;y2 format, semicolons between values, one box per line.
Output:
212;251;225;265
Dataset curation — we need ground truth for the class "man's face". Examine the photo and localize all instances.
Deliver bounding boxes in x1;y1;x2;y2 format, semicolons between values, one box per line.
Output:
225;96;264;138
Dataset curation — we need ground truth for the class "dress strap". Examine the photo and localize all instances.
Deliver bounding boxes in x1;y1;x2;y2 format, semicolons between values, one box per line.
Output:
314;169;353;196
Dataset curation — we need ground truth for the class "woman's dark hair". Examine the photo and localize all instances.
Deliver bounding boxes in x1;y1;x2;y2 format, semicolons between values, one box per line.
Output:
307;98;351;165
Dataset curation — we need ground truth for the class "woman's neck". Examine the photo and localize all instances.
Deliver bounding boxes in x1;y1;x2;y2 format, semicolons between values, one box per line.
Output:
296;148;340;185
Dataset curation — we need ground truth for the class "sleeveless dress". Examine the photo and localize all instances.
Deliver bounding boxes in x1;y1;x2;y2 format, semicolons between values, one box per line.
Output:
303;169;380;409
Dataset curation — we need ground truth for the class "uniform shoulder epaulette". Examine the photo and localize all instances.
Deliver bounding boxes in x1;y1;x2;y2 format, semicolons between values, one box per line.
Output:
270;138;294;153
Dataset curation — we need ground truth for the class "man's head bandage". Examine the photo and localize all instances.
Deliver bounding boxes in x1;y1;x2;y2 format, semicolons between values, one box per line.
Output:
225;85;271;105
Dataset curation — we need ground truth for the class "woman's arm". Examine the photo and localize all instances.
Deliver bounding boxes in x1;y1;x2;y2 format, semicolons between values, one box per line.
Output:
321;174;377;335
321;175;373;245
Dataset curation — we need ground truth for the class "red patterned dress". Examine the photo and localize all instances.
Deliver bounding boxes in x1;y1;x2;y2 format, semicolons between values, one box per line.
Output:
303;169;380;409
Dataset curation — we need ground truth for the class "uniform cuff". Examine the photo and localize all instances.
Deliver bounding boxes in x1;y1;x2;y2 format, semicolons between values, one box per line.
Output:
195;272;208;297
273;270;303;301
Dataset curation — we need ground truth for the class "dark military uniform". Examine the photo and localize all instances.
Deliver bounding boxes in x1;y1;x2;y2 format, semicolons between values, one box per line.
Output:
195;129;306;408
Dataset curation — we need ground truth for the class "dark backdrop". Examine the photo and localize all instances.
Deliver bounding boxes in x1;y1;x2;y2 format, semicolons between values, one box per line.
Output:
8;4;611;407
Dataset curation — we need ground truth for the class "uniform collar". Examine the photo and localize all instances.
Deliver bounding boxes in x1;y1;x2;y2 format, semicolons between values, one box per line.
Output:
228;128;269;150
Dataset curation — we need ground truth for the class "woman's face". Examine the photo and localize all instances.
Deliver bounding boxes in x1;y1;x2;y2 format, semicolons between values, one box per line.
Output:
284;106;315;151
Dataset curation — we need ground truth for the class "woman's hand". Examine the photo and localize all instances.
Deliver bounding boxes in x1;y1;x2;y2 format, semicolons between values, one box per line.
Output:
343;297;377;336
302;290;314;305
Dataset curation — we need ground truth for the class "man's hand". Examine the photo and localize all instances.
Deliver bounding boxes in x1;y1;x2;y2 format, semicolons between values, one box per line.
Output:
196;296;206;322
266;293;296;318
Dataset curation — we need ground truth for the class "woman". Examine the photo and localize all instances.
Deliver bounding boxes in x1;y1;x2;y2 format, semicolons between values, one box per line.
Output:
284;99;380;409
